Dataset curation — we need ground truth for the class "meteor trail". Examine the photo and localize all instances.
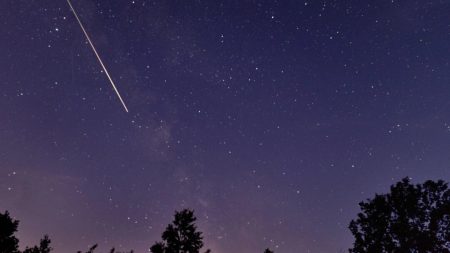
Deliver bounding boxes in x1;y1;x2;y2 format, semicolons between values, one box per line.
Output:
66;0;129;112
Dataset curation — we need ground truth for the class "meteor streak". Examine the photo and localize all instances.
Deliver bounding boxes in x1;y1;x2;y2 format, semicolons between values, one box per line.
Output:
66;0;129;112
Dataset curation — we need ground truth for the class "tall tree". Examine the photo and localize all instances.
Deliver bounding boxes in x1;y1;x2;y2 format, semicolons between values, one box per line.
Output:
0;211;20;253
349;177;450;253
150;209;210;253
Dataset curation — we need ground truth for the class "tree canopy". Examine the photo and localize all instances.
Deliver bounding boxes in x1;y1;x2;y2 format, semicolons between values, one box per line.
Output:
349;177;450;253
23;235;52;253
150;209;209;253
0;211;52;253
0;211;20;253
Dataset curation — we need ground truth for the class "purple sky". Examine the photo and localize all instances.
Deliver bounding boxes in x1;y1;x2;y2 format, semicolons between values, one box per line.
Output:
1;0;450;252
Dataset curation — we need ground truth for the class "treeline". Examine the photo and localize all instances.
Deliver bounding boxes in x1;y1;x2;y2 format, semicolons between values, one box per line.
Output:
0;210;52;253
0;208;274;253
1;177;449;253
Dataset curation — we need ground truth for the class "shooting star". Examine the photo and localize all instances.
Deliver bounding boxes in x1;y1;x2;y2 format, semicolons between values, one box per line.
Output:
66;0;129;112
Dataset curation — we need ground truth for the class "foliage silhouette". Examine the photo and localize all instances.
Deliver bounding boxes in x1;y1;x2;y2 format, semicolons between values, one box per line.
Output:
0;208;280;253
150;209;210;253
108;248;134;253
23;235;52;253
77;244;133;253
349;177;450;253
77;244;98;253
0;211;20;253
0;210;53;253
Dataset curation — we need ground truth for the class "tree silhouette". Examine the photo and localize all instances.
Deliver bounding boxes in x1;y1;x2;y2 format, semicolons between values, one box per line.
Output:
263;248;274;253
0;211;20;253
150;209;210;253
0;210;53;253
349;177;450;253
109;248;134;253
77;244;98;253
77;245;133;253
23;235;52;253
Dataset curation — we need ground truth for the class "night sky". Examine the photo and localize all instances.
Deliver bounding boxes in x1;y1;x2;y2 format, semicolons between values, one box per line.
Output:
1;0;450;252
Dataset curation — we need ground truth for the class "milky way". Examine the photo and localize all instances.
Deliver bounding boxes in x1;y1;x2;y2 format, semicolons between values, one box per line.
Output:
1;1;450;253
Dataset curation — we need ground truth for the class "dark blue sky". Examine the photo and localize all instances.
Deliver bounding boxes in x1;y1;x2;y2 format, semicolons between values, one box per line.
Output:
1;0;450;252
